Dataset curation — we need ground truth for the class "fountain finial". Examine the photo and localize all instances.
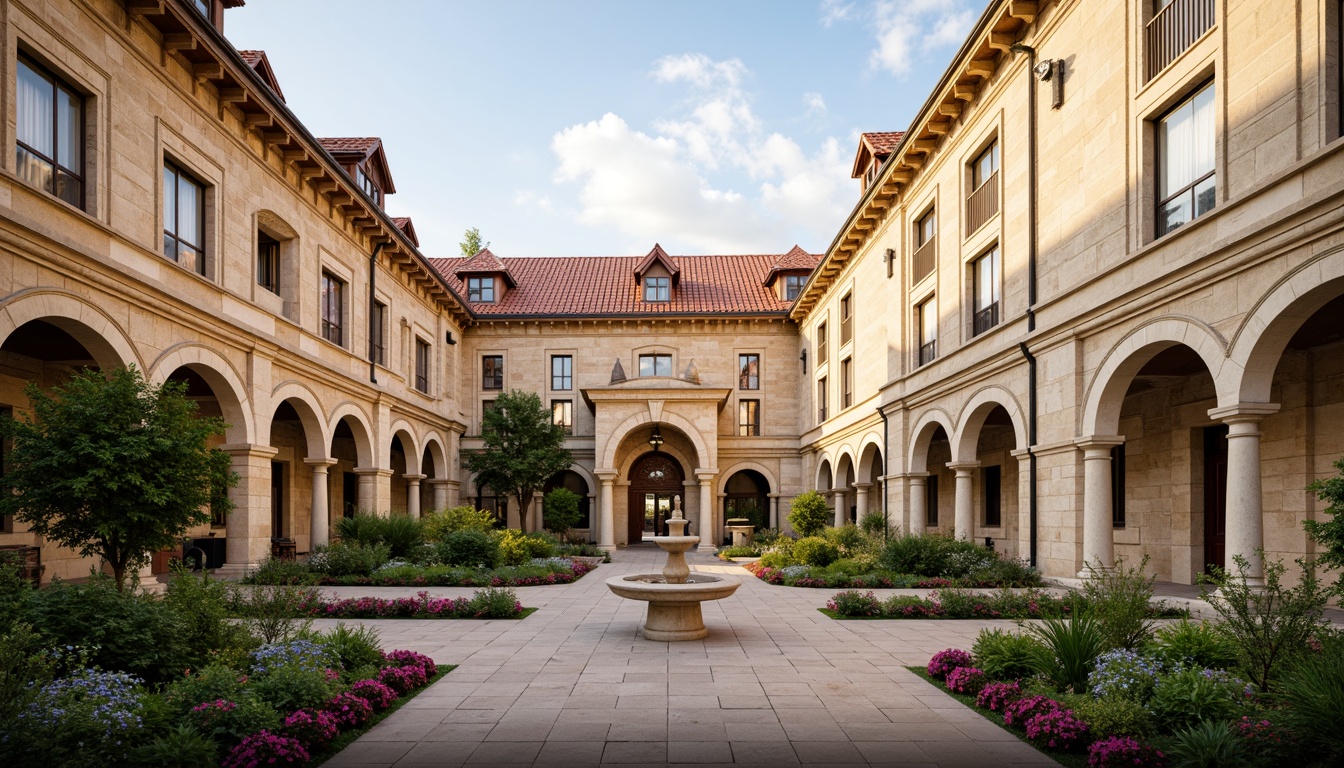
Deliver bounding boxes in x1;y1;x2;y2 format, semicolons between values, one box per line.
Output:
665;495;688;537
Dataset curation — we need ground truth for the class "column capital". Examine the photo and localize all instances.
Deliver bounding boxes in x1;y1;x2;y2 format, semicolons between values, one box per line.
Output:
1075;435;1125;453
221;443;279;459
946;460;980;473
304;458;339;472
427;478;459;488
354;467;394;478
1207;403;1280;424
694;468;719;481
852;482;873;489
595;469;619;482
403;473;427;483
767;492;784;498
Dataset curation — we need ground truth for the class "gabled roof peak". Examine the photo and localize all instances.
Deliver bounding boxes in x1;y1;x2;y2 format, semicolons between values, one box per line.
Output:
763;245;822;287
634;243;680;285
236;49;284;102
455;248;516;288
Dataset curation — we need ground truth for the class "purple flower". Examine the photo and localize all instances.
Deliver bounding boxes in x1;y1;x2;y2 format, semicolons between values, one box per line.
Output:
220;730;309;768
1003;695;1060;728
1087;736;1166;767
927;649;974;680
281;708;340;748
1025;708;1088;751
976;681;1023;712
945;666;988;696
323;692;374;727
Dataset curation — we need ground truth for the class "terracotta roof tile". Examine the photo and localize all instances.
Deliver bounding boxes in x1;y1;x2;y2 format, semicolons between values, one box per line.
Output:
454;248;516;288
317;137;381;157
390;216;418;247
632;243;680;285
429;250;821;317
236;49;285;102
763;245;820;287
862;131;906;154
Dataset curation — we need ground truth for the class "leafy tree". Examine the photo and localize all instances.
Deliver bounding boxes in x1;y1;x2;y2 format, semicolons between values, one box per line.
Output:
1306;456;1344;583
463;390;571;531
543;487;582;539
460;227;489;257
0;366;237;591
788;490;831;537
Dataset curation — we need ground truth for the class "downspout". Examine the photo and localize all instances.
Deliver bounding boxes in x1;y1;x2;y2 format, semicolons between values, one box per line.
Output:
877;406;890;541
368;241;387;384
1012;42;1040;569
1018;342;1038;569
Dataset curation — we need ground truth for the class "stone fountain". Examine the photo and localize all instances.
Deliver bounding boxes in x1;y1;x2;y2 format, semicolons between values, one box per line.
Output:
606;496;740;641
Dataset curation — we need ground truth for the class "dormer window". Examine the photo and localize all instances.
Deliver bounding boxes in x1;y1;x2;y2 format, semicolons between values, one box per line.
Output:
784;275;806;301
644;277;670;302
468;277;496;303
192;0;212;19
356;165;381;206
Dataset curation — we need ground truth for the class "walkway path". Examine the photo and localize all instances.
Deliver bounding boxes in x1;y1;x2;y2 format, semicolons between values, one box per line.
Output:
316;547;1058;768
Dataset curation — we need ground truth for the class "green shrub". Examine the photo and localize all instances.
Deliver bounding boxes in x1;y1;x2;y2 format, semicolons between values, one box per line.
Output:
163;662;246;716
1149;667;1250;732
793;536;840;567
1148;619;1238;670
438;530;501;568
422;505;497;541
128;724;218;768
0;549;32;628
1081;555;1157;650
1069;696;1153;739
0;622;56;725
164;566;254;667
496;528;532;567
877;532;990;577
463;586;521;618
334;511;385;548
227;584;318;644
250;666;338;712
1026;610;1107;694
758;551;793;568
966;557;1040;586
859;512;888;537
1165;720;1250;768
787;490;830;537
1201;553;1332;692
972;628;1041;680
247;556;316;585
523;532;557;559
828;590;881;616
718;545;761;559
823;558;866;577
822;524;867;556
543;488;583;538
309;541;390;577
1275;639;1344;762
183;692;280;747
377;514;425;558
315;622;383;675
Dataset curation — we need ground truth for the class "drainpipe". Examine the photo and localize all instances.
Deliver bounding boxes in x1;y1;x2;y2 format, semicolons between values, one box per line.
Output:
1011;42;1039;332
877;406;890;541
1019;342;1038;569
368;241;386;384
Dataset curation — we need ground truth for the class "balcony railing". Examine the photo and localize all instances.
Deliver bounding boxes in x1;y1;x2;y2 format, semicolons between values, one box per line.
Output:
1146;0;1214;81
973;302;1000;337
911;236;937;284
918;340;937;367
965;171;999;236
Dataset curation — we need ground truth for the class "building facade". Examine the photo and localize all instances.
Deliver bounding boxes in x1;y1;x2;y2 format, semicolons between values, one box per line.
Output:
1;0;1342;585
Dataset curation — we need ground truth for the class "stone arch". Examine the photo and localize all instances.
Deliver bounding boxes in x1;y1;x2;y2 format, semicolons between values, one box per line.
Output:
599;410;710;470
834;448;856;490
952;386;1028;463
264;381;328;457
816;455;834;491
908;408;956;473
1229;247;1344;403
717;461;778;494
148;343;254;444
328;401;375;467
420;430;449;478
616;443;697;483
0;289;141;370
386;419;421;469
856;434;885;483
255;209;299;239
1082;317;1229;436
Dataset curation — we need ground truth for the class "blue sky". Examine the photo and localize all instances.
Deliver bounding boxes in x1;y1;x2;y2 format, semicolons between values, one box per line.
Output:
225;1;980;257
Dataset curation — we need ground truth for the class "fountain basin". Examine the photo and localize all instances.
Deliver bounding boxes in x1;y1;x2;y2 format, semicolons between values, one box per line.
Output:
606;573;740;641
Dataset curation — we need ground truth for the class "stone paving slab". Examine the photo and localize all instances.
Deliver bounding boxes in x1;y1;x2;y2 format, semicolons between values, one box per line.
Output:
315;547;1060;768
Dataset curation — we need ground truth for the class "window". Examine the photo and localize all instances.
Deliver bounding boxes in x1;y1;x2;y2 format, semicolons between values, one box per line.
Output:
644;276;670;302
551;355;572;390
1112;444;1127;528
817;322;828;364
972;247;1000;336
926;474;939;527
1156;81;1216;237
639;353;672;377
370;301;386;365
738;399;760;436
916;208;936;247
552;400;573;435
320;271;343;345
983;465;1001;527
356;165;381;206
913;208;937;282
258;231;280;294
739;354;759;390
817;376;828;423
784;274;806;301
467;277;495;303
191;0;212;20
918;297;937;366
163;162;205;275
967;140;999;234
482;355;504;389
414;338;431;393
841;357;853;409
15;56;83;208
840;293;853;345
972;141;999;188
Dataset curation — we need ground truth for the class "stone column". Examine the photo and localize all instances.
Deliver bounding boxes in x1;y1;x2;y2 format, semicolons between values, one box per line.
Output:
403;474;425;519
1209;404;1280;583
304;458;337;548
830;489;846;527
1076;436;1124;577
354;467;392;516
908;474;928;535
597;470;617;552
220;444;279;575
427;479;453;511
696;470;717;551
947;461;980;541
768;493;782;530
853;482;872;525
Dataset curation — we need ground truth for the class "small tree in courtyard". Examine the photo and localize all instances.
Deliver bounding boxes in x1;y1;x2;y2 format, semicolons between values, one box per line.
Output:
0;366;236;591
543;487;582;540
464;390;571;531
1306;456;1344;585
788;490;830;537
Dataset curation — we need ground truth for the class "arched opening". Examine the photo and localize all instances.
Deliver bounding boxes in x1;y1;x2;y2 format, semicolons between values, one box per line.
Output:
544;470;592;541
835;454;856;526
389;434;408;516
331;417;363;519
723;470;769;531
968;404;1019;552
267;400;313;546
627;452;686;542
857;444;884;527
912;424;951;533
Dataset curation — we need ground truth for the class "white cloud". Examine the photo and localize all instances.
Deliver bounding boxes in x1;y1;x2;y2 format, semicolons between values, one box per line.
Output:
803;92;828;118
833;0;976;78
819;0;856;27
546;55;854;254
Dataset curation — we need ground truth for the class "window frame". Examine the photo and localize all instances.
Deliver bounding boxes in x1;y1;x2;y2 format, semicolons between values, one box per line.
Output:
163;160;207;276
840;293;853;345
738;399;761;436
257;230;281;294
320;271;344;346
414;337;431;393
817;376;828;423
482;354;504;390
369;300;387;366
916;208;937;247
817;321;828;365
917;296;937;366
551;354;573;391
841;357;853;409
356;164;381;206
926;474;940;528
970;140;999;189
643;276;670;302
784;274;806;301
738;353;760;390
15;54;84;209
638;353;672;377
972;246;1001;337
1155;79;1216;238
467;276;496;303
552;399;573;435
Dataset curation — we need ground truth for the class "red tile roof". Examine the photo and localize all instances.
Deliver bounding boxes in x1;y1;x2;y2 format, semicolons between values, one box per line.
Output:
391;216;419;247
454;248;516;288
632;243;680;286
763;245;819;287
318;137;381;156
862;131;905;154
429;249;821;317
236;49;285;102
317;137;396;195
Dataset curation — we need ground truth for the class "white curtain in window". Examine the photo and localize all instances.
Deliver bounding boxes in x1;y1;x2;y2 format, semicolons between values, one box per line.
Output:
17;62;53;157
57;88;80;170
177;175;200;247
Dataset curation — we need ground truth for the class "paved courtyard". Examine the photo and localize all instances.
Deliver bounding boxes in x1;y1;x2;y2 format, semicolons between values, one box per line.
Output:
315;547;1059;768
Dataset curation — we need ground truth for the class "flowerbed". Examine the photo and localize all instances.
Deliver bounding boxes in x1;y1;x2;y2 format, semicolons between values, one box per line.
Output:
744;560;1039;589
250;557;593;588
294;587;525;619
822;587;1106;619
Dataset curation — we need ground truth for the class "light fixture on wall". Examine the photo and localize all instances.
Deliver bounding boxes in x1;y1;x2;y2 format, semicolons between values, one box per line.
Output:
648;424;664;452
799;348;807;373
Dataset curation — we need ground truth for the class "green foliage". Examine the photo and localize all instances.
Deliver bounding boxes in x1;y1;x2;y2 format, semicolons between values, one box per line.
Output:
1275;639;1344;762
859;512;888;536
463;390;572;527
463;586;521;618
1165;719;1250;768
0;549;33;628
334;512;423;558
246;555;317;585
163;662;245;716
227;584;317;644
718;544;761;559
1148;619;1238;671
0;366;237;590
496;528;533;567
0;622;56;725
250;665;338;712
23;576;191;684
437;530;501;567
822;524;867;555
793;536;840;567
310;541;391;577
184;692;280;747
876;532;1034;581
1305;456;1344;583
1201;553;1332;692
758;551;792;568
543;487;583;537
459;226;489;257
1026;610;1107;694
1081;555;1158;650
972;628;1042;680
1068;696;1153;740
164;565;254;667
128;724;218;768
315;623;384;676
1149;667;1249;732
787;490;830;537
422;505;497;540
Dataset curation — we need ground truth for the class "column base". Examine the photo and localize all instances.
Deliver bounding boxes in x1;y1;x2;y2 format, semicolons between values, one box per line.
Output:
642;603;708;642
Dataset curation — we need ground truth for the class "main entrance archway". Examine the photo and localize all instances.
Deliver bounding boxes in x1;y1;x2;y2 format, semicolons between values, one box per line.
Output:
627;452;685;543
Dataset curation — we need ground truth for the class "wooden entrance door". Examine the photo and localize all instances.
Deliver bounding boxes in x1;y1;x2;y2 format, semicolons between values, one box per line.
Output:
627;452;685;543
1203;425;1229;573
